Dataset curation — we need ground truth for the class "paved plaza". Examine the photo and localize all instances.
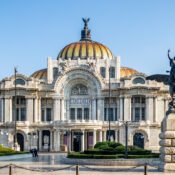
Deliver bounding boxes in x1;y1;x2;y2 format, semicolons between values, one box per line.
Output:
0;153;174;175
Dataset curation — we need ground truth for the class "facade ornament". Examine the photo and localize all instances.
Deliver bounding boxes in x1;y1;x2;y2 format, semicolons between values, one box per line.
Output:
167;49;175;110
58;60;67;74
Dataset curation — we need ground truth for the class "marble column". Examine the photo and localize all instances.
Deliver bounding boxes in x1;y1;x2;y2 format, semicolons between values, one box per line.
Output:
34;98;38;122
119;96;124;121
146;96;154;122
61;99;64;121
39;130;42;151
81;130;85;151
53;98;60;121
103;130;106;141
26;98;34;123
97;98;104;121
38;98;41;122
4;97;11;122
93;130;96;147
0;98;4;122
99;130;102;142
92;99;96;120
124;96;131;121
115;130;118;142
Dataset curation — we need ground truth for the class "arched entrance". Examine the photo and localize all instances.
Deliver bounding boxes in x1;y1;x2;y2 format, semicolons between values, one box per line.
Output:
17;133;24;151
133;133;144;148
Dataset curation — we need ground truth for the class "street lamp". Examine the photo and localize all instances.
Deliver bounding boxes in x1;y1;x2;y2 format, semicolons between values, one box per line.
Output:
14;67;17;150
108;67;111;141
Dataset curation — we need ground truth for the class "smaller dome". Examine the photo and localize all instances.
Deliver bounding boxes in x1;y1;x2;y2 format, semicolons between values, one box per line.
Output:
146;74;169;85
31;69;47;80
120;67;139;78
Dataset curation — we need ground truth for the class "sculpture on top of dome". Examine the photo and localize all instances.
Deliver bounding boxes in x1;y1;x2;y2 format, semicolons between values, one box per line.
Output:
81;18;91;41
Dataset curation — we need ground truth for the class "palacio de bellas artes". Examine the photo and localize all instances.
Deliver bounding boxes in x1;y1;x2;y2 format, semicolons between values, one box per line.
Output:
0;17;171;154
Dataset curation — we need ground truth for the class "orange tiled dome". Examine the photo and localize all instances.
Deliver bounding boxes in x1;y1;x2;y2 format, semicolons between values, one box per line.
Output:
120;67;139;78
57;40;113;60
31;68;47;80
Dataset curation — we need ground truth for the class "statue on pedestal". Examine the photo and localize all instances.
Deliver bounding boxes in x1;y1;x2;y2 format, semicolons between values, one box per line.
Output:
167;49;175;110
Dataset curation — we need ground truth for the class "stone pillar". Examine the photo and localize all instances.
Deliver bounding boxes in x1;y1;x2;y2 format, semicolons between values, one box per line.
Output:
4;97;11;122
53;98;60;121
81;130;85;151
103;130;106;141
115;130;118;142
61;99;64;121
119;96;123;121
93;130;96;147
54;130;60;152
50;130;53;151
9;97;12;122
34;98;38;122
38;98;41;122
39;130;42;151
26;98;34;123
146;96;154;122
124;96;131;121
97;98;104;121
0;98;4;122
92;98;96;120
159;110;175;171
99;130;102;142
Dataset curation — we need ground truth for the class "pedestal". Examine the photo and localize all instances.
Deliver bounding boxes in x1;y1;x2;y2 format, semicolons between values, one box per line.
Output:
159;110;175;171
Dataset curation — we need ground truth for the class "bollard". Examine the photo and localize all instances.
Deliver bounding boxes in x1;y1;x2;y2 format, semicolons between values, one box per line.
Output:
76;164;79;175
9;164;12;175
144;164;147;175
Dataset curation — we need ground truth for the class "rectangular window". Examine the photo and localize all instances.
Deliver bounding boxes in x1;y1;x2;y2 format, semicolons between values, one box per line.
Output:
100;67;106;78
109;67;115;78
21;108;26;121
108;108;113;121
41;109;45;121
77;108;82;120
16;108;19;121
115;108;118;121
84;108;89;120
104;108;107;121
135;108;140;121
70;108;75;120
46;108;52;121
135;97;140;103
142;107;145;120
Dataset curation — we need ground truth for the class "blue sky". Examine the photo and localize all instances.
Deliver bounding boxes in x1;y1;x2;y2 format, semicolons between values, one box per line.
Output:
0;0;175;79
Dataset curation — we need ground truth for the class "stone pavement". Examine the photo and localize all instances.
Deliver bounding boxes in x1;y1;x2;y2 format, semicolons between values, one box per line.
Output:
0;153;174;175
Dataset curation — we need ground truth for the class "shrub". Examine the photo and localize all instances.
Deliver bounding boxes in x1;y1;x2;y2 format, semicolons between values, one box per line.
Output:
94;142;108;149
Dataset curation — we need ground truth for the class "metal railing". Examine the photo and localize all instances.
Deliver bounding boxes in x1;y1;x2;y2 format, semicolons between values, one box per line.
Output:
0;163;156;175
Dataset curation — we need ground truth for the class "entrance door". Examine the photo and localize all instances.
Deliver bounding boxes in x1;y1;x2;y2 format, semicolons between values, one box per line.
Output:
42;130;50;151
133;133;144;148
17;133;24;151
73;132;82;152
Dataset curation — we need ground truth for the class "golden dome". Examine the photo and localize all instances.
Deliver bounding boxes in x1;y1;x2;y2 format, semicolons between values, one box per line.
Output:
120;67;139;78
57;18;113;60
31;68;47;80
58;40;113;60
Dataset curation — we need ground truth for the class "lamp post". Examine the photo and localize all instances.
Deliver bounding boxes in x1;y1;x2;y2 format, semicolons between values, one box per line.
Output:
14;67;17;150
124;121;128;159
108;67;111;141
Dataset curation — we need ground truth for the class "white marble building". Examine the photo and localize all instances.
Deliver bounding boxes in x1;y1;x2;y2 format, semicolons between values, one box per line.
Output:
0;20;170;152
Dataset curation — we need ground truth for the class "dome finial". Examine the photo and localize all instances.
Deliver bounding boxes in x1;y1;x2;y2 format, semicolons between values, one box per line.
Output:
80;18;91;41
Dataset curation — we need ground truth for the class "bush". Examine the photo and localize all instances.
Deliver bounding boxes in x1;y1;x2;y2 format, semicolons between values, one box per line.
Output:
94;142;108;149
114;145;125;153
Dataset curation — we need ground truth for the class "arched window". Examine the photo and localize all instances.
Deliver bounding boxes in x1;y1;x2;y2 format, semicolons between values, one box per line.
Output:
131;96;146;122
71;84;88;95
132;77;145;84
133;133;144;148
109;67;115;78
100;67;106;78
14;79;25;85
